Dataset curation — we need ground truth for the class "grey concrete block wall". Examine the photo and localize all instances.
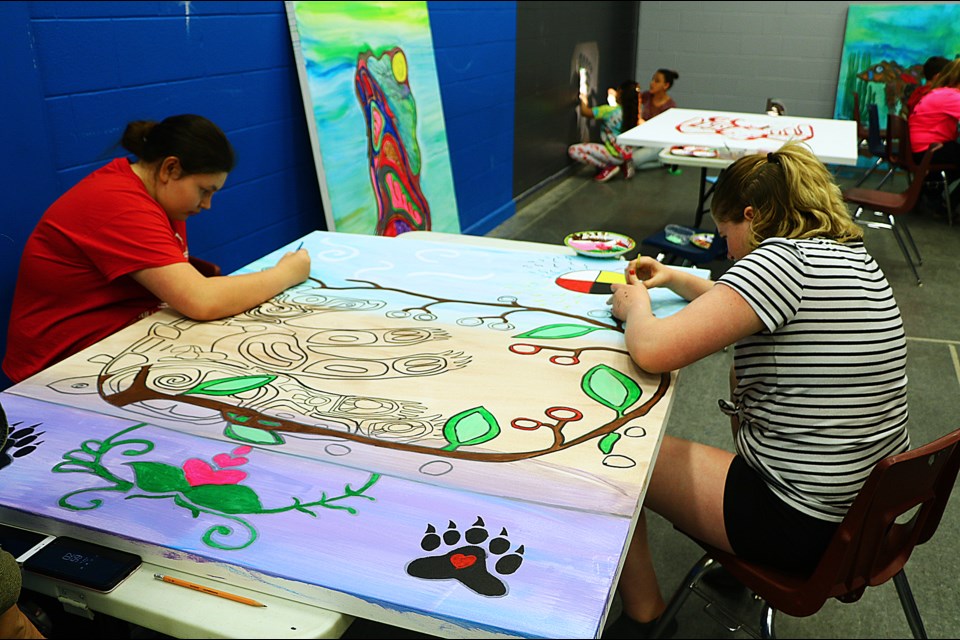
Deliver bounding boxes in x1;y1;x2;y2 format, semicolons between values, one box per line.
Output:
634;0;935;119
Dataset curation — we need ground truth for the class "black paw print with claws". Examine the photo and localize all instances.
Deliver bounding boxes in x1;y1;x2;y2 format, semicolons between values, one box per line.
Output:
0;403;44;471
406;516;524;597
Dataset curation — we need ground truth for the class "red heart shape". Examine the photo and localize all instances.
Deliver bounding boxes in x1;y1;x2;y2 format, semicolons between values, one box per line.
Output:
213;452;248;468
450;553;477;570
183;458;247;486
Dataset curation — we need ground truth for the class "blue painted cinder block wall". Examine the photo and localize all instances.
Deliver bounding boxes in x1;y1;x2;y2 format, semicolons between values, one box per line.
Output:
0;1;518;389
429;1;517;234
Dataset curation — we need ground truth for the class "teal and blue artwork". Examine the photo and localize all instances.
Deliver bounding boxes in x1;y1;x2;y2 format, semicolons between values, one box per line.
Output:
287;1;461;236
835;3;960;130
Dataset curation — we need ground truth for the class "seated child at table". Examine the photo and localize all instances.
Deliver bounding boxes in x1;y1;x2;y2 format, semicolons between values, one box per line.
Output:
906;55;950;116
630;68;680;172
908;57;960;205
605;141;910;637
3;114;311;384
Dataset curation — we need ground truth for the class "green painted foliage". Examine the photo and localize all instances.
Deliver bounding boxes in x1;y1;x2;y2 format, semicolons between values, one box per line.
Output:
513;324;611;340
442;406;501;451
582;364;641;416
183;375;277;397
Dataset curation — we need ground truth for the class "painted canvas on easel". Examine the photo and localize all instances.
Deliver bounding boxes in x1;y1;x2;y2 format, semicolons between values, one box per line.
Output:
286;1;460;236
835;3;960;130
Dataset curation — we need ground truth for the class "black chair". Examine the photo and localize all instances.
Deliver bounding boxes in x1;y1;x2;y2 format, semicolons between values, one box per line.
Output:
853;91;868;146
852;91;885;149
854;104;889;187
653;426;960;639
872;113;909;190
842;143;941;286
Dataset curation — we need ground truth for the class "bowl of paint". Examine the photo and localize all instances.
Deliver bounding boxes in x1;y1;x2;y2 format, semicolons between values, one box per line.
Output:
564;230;636;259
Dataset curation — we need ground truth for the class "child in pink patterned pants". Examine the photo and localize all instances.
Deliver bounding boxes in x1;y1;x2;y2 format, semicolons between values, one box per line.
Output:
568;81;639;182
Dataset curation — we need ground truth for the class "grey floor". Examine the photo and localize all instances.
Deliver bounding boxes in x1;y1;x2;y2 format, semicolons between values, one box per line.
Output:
487;161;960;639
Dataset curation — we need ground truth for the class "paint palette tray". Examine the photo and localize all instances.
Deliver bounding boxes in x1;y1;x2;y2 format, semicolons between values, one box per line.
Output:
691;232;715;249
564;230;635;258
669;145;720;158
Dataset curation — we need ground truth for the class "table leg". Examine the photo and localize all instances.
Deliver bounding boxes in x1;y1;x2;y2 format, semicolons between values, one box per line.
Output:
694;167;720;229
694;167;708;228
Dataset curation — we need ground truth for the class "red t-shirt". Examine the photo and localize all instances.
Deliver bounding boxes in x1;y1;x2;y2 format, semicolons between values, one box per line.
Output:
4;158;189;382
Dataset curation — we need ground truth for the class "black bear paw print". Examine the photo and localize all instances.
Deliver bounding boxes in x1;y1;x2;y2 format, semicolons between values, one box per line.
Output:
405;516;524;597
0;418;44;471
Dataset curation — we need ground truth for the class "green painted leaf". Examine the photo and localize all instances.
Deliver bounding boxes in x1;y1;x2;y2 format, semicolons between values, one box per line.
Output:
183;375;277;396
582;364;642;416
224;423;285;445
514;324;609;340
599;432;621;454
185;484;264;514
128;461;190;493
442;407;501;451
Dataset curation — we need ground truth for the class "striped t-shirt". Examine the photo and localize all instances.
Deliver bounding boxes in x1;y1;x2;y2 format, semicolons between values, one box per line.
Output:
717;237;910;522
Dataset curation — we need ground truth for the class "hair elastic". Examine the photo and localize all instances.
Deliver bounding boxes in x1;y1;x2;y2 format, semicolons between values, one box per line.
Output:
767;152;780;165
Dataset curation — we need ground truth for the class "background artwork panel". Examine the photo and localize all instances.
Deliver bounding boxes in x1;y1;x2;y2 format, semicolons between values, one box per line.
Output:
10;233;684;518
0;393;626;639
835;3;960;127
287;1;460;236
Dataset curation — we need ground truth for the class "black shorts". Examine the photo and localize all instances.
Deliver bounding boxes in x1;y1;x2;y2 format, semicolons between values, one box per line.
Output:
723;456;839;573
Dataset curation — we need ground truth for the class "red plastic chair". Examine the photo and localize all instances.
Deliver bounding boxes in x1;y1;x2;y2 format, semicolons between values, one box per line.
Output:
842;143;941;286
652;427;960;638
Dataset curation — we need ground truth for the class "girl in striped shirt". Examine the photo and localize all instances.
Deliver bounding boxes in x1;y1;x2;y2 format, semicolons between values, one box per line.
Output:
605;141;909;637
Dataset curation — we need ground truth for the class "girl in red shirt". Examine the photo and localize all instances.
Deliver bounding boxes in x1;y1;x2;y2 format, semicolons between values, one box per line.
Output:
4;115;310;383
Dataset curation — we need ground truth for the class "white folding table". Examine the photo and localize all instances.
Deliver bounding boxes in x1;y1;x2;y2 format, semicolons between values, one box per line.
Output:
619;108;859;227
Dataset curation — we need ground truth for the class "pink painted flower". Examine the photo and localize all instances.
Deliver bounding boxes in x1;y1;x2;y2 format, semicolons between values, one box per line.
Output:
182;446;253;487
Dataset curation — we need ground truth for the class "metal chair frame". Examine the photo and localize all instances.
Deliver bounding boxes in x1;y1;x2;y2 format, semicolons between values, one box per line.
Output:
842;143;941;286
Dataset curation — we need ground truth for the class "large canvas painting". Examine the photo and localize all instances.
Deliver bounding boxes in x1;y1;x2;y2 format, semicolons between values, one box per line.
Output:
287;1;461;236
835;3;960;130
0;232;698;638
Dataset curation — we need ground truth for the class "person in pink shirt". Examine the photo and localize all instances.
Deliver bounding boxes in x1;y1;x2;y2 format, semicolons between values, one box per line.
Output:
908;58;960;174
906;55;950;116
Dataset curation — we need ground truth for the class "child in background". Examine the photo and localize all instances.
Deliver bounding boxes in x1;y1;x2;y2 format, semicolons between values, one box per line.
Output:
568;81;641;182
631;68;680;172
906;55;950;116
909;58;960;170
